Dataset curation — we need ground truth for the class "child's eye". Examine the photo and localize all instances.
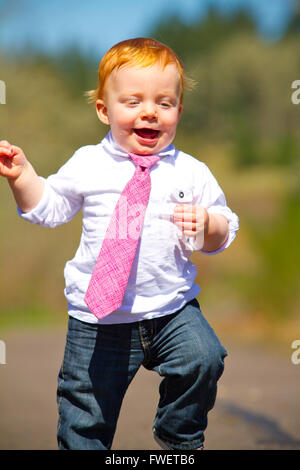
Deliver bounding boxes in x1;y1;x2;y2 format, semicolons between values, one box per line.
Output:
160;102;171;108
127;99;139;106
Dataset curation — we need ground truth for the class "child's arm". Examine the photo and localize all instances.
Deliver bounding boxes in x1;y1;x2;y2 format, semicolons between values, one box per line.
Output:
0;140;44;212
173;204;229;253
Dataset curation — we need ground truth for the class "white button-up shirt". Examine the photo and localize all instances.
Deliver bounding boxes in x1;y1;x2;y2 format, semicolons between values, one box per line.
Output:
19;132;239;324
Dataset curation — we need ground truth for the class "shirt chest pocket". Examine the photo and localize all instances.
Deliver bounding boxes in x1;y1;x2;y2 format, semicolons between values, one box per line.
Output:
168;184;194;205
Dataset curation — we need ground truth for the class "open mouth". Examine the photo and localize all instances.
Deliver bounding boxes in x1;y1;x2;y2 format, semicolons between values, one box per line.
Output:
134;128;160;140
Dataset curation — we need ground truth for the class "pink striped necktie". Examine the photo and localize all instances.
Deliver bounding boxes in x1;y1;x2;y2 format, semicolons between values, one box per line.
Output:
84;152;160;319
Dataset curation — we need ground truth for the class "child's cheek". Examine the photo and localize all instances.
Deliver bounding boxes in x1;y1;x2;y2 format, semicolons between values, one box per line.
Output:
161;111;181;129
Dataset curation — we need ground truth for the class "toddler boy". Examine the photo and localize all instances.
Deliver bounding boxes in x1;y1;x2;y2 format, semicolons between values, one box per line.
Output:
0;38;239;450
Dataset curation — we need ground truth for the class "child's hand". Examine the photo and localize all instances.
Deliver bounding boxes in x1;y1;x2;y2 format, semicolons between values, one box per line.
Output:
0;140;27;180
173;204;209;238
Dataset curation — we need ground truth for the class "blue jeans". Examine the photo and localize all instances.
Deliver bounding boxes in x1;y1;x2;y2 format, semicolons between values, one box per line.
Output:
57;298;227;450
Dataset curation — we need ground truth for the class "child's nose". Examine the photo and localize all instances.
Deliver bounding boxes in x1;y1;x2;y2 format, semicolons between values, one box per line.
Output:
140;103;158;120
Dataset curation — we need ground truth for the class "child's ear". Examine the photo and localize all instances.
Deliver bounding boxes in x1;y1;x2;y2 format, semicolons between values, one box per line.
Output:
96;99;110;125
178;104;183;121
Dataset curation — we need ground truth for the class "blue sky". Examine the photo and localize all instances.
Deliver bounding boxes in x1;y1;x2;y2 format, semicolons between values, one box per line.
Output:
0;0;295;58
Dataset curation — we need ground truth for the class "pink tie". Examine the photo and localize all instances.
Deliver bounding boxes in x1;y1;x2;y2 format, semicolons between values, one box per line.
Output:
84;153;160;319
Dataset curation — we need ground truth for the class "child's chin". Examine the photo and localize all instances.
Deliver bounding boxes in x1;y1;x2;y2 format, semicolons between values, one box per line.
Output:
129;144;158;156
133;149;154;156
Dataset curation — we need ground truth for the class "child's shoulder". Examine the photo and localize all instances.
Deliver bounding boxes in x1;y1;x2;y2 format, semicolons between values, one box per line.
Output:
174;148;210;174
67;142;111;166
57;143;110;176
72;143;103;159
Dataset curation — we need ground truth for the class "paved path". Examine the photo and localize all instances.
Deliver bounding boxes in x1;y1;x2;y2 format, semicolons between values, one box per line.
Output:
0;327;299;450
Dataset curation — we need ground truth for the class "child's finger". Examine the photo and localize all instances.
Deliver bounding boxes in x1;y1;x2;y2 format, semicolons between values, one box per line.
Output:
174;220;204;232
0;140;12;149
174;204;193;213
10;145;21;157
174;206;203;223
174;205;192;221
0;146;14;158
174;212;198;222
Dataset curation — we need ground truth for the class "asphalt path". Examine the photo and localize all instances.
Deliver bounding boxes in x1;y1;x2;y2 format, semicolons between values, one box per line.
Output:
0;326;299;450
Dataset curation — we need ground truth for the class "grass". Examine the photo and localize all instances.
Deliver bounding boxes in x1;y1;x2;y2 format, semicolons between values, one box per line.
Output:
0;305;67;332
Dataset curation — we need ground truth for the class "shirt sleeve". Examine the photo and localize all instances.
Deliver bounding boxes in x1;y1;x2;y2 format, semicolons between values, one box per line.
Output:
192;163;239;255
18;150;84;228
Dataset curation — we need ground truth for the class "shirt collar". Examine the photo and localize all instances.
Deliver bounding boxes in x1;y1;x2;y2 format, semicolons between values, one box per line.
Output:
101;131;176;160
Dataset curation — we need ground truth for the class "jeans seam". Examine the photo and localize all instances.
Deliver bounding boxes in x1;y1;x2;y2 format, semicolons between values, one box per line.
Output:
138;322;149;364
57;341;67;440
139;320;157;367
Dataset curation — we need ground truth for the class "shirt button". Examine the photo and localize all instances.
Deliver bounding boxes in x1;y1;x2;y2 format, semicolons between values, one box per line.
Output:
179;191;184;198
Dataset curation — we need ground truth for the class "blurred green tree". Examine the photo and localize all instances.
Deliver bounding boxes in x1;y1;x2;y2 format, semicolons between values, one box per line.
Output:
152;7;300;168
244;188;300;319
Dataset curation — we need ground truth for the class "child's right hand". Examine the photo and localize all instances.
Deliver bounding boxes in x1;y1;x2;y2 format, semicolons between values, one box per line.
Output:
0;140;27;180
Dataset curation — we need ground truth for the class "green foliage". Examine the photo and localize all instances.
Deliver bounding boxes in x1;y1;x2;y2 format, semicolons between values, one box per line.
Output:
153;9;300;169
153;9;255;63
21;46;99;100
0;304;64;331
242;189;300;319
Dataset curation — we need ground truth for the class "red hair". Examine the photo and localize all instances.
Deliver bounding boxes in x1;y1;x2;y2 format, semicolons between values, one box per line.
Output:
86;37;186;104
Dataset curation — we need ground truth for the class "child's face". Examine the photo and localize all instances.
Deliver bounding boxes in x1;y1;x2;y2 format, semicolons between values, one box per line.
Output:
96;63;183;155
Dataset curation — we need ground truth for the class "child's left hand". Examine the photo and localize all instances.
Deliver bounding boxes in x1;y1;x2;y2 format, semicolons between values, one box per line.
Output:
173;204;209;238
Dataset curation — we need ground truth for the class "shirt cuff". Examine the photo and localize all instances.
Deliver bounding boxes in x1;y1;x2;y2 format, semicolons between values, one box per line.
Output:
194;206;239;255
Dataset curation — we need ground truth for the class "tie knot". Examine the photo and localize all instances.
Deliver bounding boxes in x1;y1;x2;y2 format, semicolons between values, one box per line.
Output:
129;153;160;170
